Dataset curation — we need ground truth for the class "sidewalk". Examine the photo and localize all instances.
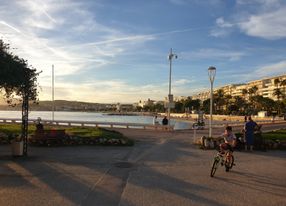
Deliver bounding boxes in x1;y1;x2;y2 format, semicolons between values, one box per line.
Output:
0;128;286;206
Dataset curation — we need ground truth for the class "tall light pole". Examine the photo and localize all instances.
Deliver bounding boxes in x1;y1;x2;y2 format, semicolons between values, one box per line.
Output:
208;66;216;138
52;64;55;122
167;48;177;127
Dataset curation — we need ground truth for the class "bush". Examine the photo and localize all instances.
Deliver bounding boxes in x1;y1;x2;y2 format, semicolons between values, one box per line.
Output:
0;124;134;146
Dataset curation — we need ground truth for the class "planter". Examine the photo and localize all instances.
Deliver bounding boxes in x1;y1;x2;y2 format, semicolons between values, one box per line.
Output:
11;141;23;156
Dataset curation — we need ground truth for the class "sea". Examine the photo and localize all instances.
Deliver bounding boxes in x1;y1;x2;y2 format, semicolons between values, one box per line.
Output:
0;111;193;129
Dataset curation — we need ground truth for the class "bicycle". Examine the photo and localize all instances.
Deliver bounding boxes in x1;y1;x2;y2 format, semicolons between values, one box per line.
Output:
210;149;235;177
192;121;205;130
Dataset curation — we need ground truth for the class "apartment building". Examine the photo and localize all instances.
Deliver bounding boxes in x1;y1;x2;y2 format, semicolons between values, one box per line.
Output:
231;84;248;97
192;74;286;101
192;91;210;102
247;74;286;100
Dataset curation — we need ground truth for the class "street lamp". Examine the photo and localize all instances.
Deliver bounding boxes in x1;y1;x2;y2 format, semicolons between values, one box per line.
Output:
208;66;216;138
167;48;177;127
52;65;55;122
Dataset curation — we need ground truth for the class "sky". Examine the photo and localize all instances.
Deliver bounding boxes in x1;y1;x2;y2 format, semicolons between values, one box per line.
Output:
0;0;286;103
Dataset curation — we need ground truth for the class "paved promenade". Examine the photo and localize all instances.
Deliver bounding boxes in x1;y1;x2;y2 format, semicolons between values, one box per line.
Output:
0;123;286;206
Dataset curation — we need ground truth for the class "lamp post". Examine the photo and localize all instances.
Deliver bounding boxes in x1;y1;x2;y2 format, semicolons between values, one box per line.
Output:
167;48;177;127
52;65;55;122
208;66;216;138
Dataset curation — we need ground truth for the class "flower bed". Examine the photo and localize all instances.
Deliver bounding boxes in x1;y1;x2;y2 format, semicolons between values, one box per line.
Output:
0;124;134;146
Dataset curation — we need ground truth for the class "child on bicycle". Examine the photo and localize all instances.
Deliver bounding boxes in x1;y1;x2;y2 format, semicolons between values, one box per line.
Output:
219;126;236;154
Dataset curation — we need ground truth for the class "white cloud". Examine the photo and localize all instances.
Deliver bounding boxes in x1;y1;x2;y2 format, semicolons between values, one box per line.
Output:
209;29;230;38
173;79;192;86
170;0;224;6
15;0;62;30
236;0;281;7
254;60;286;77
0;0;158;100
238;7;286;40
0;21;21;33
213;2;286;40
84;35;156;47
229;60;286;83
216;17;234;28
210;17;236;37
183;48;245;61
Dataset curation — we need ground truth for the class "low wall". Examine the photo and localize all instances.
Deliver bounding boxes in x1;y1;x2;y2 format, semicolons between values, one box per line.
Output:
0;118;173;131
158;113;281;122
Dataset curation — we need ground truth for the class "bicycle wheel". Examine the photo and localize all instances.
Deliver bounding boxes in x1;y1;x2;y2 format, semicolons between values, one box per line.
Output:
225;154;234;172
210;157;220;177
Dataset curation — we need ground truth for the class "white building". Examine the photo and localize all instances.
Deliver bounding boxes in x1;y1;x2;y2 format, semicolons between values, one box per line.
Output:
192;74;286;101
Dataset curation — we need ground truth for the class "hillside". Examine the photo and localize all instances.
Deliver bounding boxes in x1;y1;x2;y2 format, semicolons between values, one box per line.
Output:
0;100;117;111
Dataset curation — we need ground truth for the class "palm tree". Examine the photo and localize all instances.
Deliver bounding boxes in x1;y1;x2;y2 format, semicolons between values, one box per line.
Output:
273;88;283;101
280;79;286;99
248;86;258;97
224;94;232;114
247;86;259;114
214;89;225;114
260;97;275;114
275;100;284;116
233;96;247;114
253;86;258;95
242;88;248;97
274;78;280;89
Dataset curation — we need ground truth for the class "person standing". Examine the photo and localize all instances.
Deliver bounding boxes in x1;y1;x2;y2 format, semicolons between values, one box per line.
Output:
162;116;168;125
153;115;159;125
244;116;257;152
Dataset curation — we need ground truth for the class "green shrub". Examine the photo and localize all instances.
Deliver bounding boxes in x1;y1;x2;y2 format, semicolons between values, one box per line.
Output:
0;124;134;146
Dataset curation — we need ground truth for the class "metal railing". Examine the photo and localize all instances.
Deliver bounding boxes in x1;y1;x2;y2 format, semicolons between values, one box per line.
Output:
0;118;173;131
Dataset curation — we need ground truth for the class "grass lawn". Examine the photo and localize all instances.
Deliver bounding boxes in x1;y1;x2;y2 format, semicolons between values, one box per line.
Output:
0;123;134;146
262;129;286;141
235;129;286;141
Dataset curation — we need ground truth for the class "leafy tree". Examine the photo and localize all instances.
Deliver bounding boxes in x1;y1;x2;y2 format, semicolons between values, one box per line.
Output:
224;94;233;114
214;89;225;114
260;97;275;114
232;96;247;115
191;99;201;111
202;99;210;114
135;106;142;112
153;103;164;113
174;101;184;113
0;39;39;155
184;97;201;112
228;104;239;115
275;100;285;116
143;105;150;112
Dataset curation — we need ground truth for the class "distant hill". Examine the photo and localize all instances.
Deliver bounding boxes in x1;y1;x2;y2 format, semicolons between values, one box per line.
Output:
0;100;117;112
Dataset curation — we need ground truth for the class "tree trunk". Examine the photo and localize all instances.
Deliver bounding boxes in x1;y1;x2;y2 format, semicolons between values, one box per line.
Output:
21;92;29;156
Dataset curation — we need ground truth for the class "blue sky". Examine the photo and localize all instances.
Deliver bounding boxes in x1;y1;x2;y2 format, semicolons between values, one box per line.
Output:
0;0;286;103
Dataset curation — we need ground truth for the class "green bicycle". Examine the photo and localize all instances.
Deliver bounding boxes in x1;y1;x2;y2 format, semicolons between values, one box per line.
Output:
210;150;235;177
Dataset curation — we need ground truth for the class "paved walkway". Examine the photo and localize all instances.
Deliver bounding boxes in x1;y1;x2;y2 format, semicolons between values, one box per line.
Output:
0;125;286;206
